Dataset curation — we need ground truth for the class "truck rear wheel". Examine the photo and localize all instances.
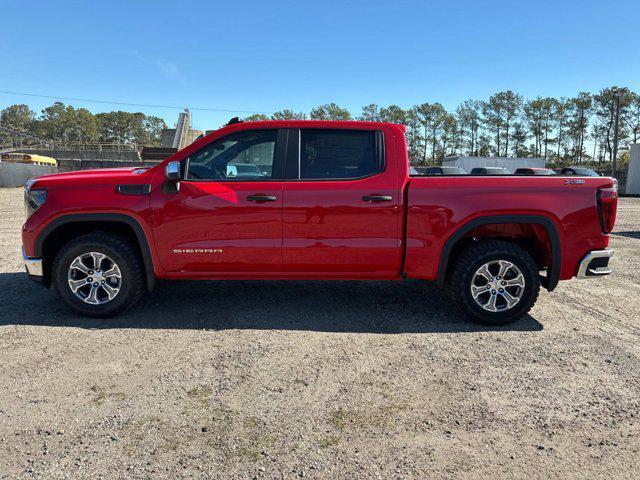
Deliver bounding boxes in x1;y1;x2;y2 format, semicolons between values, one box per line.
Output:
52;232;145;317
446;240;540;326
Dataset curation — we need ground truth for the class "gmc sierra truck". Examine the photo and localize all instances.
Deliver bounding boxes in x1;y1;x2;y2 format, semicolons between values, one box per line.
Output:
21;120;618;325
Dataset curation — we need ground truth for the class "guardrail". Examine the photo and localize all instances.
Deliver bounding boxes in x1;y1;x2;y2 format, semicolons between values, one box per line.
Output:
56;159;159;172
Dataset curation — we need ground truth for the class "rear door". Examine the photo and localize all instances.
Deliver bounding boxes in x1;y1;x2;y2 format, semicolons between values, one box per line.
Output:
281;127;403;277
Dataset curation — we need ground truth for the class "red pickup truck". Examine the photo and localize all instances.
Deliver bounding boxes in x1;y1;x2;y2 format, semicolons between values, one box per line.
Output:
21;120;617;325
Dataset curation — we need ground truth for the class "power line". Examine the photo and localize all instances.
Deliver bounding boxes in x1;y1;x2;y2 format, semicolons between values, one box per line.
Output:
0;90;272;115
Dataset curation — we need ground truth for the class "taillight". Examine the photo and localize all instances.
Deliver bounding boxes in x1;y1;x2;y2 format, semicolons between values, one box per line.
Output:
597;187;617;234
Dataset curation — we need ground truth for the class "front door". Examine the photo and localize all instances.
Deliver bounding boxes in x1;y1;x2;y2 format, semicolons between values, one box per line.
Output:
152;129;285;274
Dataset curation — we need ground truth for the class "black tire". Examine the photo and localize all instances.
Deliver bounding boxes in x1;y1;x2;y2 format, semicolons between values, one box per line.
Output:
52;232;146;317
446;240;540;326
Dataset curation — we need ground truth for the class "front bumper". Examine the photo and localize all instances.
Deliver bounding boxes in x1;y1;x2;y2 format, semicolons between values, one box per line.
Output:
577;249;614;279
22;247;43;281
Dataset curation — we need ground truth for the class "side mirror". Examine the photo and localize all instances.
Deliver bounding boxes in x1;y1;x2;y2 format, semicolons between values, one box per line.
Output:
165;161;181;181
163;161;181;194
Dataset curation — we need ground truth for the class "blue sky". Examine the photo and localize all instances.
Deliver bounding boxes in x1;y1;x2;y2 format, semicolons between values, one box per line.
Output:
0;0;638;130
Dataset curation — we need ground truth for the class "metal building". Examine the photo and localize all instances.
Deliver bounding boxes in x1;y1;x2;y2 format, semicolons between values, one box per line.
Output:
160;109;203;150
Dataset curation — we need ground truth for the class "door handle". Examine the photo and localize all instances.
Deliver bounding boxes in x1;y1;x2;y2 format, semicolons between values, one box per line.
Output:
247;194;277;202
362;195;393;202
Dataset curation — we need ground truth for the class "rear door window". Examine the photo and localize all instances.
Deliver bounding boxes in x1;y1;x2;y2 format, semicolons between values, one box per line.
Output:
298;130;382;180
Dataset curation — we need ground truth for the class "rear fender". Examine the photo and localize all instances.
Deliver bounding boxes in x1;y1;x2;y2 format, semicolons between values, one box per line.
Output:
436;215;561;291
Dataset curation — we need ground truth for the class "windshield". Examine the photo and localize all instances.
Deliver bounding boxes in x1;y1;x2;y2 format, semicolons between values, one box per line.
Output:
472;167;510;175
442;167;467;175
423;166;467;175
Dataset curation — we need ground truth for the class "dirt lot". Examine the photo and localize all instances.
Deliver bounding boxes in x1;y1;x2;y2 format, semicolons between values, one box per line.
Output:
0;187;638;479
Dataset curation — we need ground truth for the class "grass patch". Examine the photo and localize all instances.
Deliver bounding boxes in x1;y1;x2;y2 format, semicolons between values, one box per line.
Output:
329;401;409;432
330;408;351;430
186;386;213;407
230;416;278;461
318;435;340;448
89;385;126;405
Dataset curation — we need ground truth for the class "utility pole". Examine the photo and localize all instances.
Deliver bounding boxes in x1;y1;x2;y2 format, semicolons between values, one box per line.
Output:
612;88;621;178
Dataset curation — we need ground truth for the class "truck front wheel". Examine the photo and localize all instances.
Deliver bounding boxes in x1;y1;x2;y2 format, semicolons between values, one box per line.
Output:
52;232;146;317
447;240;540;326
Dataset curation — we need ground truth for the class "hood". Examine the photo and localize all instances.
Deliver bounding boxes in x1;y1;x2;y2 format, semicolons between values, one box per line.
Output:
29;166;155;188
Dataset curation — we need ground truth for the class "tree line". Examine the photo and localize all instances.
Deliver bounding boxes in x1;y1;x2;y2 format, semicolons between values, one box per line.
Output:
2;86;639;173
247;86;639;173
0;102;167;147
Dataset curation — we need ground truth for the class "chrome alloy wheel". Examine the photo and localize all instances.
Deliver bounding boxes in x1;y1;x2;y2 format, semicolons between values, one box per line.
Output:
67;252;122;305
470;260;526;312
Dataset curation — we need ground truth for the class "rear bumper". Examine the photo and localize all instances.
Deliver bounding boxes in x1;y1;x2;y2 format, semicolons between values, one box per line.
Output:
22;246;43;282
577;249;614;279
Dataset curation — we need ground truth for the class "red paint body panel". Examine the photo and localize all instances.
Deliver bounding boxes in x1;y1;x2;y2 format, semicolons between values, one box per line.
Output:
21;120;616;286
281;179;402;276
404;175;613;280
150;180;284;273
281;124;403;277
21;167;162;273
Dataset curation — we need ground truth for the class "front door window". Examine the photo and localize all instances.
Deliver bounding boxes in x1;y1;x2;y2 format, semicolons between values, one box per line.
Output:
186;130;276;181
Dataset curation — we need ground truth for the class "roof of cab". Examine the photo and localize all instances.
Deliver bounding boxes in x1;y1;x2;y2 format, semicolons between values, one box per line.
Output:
232;119;406;130
160;119;407;167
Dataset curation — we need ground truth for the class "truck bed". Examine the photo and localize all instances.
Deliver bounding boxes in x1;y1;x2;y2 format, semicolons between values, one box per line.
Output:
404;175;614;282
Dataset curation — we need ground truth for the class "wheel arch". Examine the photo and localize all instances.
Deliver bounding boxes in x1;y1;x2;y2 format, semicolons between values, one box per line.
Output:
34;213;156;291
436;214;561;291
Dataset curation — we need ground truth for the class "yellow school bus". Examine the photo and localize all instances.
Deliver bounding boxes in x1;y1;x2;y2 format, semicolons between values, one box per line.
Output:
0;153;57;166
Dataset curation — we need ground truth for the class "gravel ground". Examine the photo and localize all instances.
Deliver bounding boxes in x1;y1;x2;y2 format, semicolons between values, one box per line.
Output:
0;187;639;479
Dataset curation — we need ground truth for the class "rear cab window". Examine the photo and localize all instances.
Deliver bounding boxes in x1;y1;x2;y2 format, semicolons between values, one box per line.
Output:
296;129;384;180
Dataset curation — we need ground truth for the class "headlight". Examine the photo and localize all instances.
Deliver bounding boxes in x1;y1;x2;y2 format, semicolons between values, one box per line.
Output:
24;180;47;218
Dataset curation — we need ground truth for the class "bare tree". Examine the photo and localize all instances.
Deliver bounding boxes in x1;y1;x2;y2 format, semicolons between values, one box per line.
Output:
440;113;458;158
511;122;528;157
309;103;351;120
271;109;307;120
554;98;569;160
456;100;482;156
524;98;545;157
629;93;640;143
594;87;632;174
416;103;446;162
359;104;381;121
568;92;592;162
483;91;522;156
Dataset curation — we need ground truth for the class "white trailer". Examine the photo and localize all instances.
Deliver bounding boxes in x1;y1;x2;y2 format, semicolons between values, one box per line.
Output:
627;144;640;195
442;156;546;173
